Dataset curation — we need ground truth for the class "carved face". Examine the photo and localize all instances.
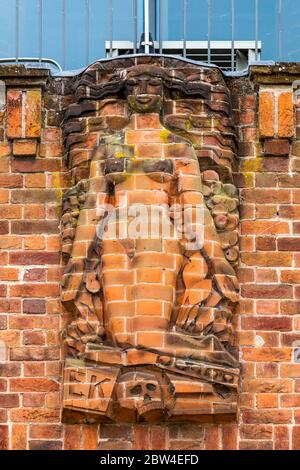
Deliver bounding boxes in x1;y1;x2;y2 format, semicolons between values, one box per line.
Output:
125;74;163;113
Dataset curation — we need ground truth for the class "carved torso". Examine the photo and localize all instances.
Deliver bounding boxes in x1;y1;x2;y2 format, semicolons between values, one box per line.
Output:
61;60;240;423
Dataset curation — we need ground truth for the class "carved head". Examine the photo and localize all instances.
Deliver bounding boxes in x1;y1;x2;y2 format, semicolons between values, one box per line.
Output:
124;68;163;113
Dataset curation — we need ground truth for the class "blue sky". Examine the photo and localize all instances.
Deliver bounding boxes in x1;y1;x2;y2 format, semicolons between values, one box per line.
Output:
0;0;300;70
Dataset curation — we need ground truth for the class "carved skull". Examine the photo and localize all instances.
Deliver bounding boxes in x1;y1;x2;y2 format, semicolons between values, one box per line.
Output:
116;370;174;420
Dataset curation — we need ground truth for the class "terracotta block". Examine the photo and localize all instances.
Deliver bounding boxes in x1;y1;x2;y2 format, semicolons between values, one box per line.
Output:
7;89;22;138
259;91;275;138
25;90;41;138
278;91;294;138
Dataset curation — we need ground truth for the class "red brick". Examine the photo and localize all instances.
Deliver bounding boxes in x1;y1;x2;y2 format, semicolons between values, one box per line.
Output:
241;253;292;267
0;393;19;408
278;237;300;251
239;440;273;450
64;425;81;450
204;427;220;450
30;424;62;440
292;426;300;450
23;299;46;314
11;424;27;450
221;424;237;450
241;284;293;298
242;347;291;362
29;440;62;450
10;378;58;393
242;220;289;235
264;139;290;156
82;425;98;450
0;174;23;188
134;425;150;450
10;347;59;361
11;221;59;235
242;410;292;424
241;188;290;204
255;237;276;251
10;252;60;265
150;426;167;450
0;425;9;450
13;139;37;156
11;158;61;173
241;316;292;331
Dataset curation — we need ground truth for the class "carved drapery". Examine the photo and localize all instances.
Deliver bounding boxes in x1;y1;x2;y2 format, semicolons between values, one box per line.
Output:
61;57;239;423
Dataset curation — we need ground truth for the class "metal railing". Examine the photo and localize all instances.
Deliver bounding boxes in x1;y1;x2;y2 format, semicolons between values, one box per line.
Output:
0;0;295;73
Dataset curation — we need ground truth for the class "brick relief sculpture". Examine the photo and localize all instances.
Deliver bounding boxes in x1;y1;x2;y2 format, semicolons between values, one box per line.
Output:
61;57;239;423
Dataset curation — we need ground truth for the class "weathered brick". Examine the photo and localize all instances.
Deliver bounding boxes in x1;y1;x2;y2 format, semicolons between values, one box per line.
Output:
259;91;275;138
278;91;294;138
13;139;37;157
23;299;46;315
278;237;300;251
25;90;41;138
7;89;22;138
241;316;292;331
0;425;9;450
12;189;57;204
10;378;58;392
10;252;60;265
0;393;19;408
241;284;293;298
11;221;59;235
264;139;290;156
11;424;27;450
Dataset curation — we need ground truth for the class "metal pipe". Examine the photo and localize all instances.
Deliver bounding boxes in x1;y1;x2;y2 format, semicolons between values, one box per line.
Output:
86;0;90;64
0;57;63;72
144;0;150;54
133;0;138;54
255;0;259;61
38;0;43;64
231;0;235;71
278;0;283;61
109;0;113;57
183;0;187;58
207;0;211;64
15;0;19;63
62;0;66;70
159;0;163;54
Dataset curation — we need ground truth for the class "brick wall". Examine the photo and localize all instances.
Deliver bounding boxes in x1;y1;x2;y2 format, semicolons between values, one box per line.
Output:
0;64;300;450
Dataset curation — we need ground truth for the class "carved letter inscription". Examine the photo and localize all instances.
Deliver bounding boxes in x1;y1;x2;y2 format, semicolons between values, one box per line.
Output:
62;58;239;423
